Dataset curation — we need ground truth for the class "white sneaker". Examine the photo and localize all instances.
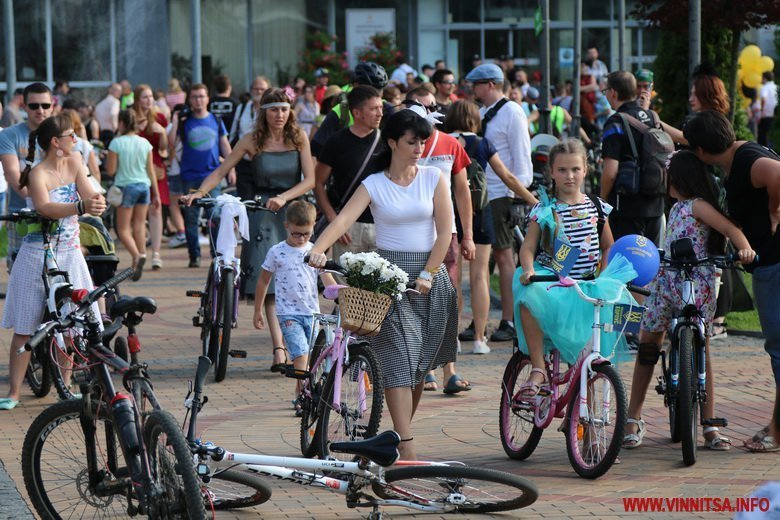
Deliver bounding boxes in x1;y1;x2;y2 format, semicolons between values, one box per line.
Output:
168;233;187;249
472;339;491;355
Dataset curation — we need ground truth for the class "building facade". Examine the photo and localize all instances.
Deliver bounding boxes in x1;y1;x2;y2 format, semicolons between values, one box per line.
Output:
0;0;700;96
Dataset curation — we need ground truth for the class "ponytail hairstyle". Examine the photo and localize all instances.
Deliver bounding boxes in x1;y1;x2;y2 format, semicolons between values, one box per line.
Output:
19;114;73;189
666;150;726;254
117;109;136;135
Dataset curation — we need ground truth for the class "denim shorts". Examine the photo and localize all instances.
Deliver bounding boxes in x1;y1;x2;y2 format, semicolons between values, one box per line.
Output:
168;174;183;195
277;314;313;361
120;182;150;208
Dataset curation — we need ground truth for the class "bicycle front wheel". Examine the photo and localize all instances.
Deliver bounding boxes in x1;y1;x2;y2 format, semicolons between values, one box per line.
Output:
212;269;234;383
678;326;698;466
373;466;538;513
300;329;328;458
499;351;544;460
144;410;207;519
26;338;52;397
565;363;627;479
318;342;384;460
22;399;130;519
52;334;91;400
203;469;272;510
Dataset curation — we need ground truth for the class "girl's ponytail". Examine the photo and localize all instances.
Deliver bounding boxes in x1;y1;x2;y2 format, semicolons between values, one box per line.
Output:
19;130;38;189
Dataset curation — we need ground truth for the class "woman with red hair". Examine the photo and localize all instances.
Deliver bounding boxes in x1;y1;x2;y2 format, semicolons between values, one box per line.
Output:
689;74;730;115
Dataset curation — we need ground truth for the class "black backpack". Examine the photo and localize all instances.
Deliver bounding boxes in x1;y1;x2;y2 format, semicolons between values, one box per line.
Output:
616;111;674;196
460;136;489;212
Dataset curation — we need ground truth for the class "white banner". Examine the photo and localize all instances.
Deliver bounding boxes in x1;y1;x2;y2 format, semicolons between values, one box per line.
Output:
345;8;396;69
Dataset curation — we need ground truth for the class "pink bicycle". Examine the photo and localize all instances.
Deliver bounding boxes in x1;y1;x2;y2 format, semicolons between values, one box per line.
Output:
499;274;648;478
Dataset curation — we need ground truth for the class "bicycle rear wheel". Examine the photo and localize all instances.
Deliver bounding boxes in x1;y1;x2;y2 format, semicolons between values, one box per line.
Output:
678;327;698;466
499;351;544;460
203;469;272;510
300;329;328;458
565;363;626;479
373;466;538;513
318;342;384;460
144;410;207;519
22;399;131;519
26;338;52;397
212;269;234;383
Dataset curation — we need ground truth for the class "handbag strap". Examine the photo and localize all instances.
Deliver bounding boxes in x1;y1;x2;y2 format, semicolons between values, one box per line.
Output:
421;129;440;166
336;129;381;208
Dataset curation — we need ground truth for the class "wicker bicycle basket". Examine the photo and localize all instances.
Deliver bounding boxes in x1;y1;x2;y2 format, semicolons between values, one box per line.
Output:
338;287;393;336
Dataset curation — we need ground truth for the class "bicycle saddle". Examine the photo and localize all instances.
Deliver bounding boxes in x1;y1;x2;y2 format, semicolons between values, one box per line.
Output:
109;296;157;320
329;430;400;467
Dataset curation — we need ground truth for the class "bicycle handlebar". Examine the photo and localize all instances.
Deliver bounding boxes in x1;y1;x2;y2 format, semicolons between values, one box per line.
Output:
0;209;46;223
183;196;275;213
527;274;651;299
662;252;758;269
303;256;418;289
21;267;135;353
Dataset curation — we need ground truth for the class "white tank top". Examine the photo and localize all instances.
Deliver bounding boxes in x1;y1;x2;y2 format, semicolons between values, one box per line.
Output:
362;166;441;252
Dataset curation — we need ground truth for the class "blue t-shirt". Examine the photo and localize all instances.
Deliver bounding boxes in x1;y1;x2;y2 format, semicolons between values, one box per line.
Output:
179;113;227;182
0;122;42;211
457;132;497;169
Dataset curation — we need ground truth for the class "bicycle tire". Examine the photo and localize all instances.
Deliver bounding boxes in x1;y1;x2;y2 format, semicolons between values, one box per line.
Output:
143;410;207;519
318;342;384;460
26;337;52;397
372;465;538;513
113;335;129;363
678;327;698;466
203;469;272;510
667;346;681;442
22;398;131;519
213;269;234;382
565;363;627;479
300;329;327;457
498;351;543;460
201;266;215;359
52;335;91;400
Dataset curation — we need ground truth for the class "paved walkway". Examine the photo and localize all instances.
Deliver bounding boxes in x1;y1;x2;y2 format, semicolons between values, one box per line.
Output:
0;245;777;519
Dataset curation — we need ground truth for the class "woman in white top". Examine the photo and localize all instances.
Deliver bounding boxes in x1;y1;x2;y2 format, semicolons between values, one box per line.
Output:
308;108;457;460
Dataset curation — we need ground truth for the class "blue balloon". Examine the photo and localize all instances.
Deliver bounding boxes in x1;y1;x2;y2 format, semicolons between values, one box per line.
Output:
608;234;660;286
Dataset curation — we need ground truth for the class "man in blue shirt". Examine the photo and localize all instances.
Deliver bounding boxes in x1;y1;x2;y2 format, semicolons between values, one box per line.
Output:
0;83;54;271
169;83;234;267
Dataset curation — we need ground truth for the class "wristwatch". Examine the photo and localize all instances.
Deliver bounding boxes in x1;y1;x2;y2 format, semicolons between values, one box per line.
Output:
418;270;434;282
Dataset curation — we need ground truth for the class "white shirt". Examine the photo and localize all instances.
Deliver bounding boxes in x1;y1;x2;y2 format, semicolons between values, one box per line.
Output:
94;95;119;133
480;98;533;200
761;81;777;119
73;137;93;168
0;128;6;194
362;167;441;252
587;59;609;83
261;241;320;315
229;101;257;143
390;63;416;88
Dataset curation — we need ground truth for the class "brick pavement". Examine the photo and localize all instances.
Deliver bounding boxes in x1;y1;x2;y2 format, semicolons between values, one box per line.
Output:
0;245;777;519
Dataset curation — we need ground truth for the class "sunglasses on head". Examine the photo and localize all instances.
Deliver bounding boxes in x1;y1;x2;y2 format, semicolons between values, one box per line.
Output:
27;103;52;110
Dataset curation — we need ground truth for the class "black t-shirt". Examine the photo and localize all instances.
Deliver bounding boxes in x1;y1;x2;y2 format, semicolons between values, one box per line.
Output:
602;100;665;218
319;127;387;223
311;100;396;159
727;141;780;270
209;96;238;134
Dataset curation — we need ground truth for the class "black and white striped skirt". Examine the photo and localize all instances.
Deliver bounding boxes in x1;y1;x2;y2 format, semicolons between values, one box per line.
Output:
370;249;458;388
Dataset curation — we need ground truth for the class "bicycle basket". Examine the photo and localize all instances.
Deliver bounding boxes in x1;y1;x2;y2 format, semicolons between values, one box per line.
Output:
338;287;392;336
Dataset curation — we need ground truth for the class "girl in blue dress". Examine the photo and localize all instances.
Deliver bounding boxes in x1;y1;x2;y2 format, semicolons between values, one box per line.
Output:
514;139;638;396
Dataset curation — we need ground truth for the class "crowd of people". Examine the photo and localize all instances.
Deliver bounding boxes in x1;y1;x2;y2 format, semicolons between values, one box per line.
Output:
0;51;777;463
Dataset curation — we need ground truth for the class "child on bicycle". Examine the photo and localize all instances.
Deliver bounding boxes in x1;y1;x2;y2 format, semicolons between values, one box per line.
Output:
623;150;756;451
514;139;638;396
253;200;335;415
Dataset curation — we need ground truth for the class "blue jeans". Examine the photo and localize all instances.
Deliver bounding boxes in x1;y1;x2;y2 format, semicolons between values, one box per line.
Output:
277;314;313;360
182;178;220;260
752;262;780;387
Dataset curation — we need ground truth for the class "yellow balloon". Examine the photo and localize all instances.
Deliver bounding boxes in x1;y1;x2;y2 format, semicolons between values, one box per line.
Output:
760;56;775;73
743;57;763;75
737;67;744;79
741;45;762;61
744;71;762;88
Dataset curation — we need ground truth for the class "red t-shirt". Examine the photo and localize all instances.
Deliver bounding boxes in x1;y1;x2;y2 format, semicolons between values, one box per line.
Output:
418;130;471;231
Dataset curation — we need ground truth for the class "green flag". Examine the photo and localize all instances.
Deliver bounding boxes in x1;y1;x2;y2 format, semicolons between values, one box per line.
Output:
534;6;543;36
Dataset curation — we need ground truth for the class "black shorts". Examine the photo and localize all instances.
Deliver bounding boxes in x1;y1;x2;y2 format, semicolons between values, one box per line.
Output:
455;205;495;245
608;214;664;247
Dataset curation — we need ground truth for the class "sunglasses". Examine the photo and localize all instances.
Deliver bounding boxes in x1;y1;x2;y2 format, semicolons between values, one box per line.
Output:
57;131;77;141
27;103;52;110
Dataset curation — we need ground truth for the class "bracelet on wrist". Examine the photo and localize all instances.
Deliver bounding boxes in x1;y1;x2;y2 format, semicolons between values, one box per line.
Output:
418;270;433;282
76;200;85;216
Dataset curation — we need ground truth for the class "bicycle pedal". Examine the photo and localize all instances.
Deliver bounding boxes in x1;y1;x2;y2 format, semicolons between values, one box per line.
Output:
285;366;310;380
654;376;666;395
186;290;204;298
192;316;201;327
702;417;728;427
228;350;247;358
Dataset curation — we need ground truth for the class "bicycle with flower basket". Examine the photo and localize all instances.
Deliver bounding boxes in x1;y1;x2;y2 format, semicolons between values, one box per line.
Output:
294;252;412;459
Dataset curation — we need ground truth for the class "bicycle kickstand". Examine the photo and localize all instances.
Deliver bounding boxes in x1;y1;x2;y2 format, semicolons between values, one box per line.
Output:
367;506;384;520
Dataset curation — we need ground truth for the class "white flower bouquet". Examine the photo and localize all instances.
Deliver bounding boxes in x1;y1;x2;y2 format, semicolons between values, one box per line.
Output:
339;252;409;300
